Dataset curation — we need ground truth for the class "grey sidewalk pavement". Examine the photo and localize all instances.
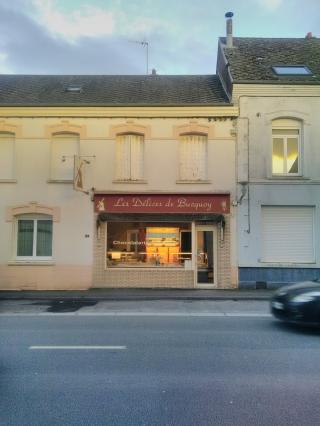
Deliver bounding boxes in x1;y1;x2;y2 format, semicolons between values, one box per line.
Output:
0;288;273;301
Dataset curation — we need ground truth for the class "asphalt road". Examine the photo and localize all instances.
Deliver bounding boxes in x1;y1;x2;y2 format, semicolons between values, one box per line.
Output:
1;302;320;426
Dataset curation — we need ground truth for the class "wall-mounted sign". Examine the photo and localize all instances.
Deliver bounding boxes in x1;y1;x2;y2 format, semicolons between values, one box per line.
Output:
94;193;230;214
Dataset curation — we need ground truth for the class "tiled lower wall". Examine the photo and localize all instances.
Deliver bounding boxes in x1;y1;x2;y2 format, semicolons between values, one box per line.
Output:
93;216;234;289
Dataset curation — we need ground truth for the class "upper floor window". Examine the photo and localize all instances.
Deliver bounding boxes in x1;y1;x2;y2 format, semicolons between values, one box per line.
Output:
0;132;14;180
16;215;53;260
272;66;312;76
179;134;207;181
272;119;301;176
51;133;79;181
115;134;144;181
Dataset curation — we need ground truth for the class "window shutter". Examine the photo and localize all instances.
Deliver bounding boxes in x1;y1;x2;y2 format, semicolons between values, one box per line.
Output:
130;134;144;180
116;135;131;180
51;134;79;180
180;134;207;180
116;134;144;180
261;206;314;262
0;133;14;179
179;136;188;180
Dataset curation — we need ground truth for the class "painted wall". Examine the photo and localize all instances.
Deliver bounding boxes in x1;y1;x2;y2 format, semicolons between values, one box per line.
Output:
237;96;320;285
0;112;237;290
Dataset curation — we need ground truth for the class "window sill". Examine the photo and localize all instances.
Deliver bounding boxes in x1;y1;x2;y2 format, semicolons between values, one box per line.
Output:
47;179;73;184
0;179;17;183
176;180;211;184
112;179;148;184
268;175;309;180
258;261;316;266
8;260;55;266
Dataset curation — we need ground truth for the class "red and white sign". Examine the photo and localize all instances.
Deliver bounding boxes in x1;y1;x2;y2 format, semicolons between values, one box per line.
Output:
94;194;230;214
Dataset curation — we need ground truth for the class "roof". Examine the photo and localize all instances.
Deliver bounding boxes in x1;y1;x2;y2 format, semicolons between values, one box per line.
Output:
220;37;320;84
0;74;230;107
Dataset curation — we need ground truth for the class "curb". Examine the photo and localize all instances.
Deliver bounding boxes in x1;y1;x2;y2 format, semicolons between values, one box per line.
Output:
0;291;272;302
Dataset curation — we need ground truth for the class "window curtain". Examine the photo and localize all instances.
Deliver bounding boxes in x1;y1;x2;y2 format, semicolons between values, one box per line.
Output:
36;220;53;256
17;220;34;256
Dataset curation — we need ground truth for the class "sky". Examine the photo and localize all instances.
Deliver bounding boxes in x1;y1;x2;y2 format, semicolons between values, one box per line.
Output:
0;0;319;75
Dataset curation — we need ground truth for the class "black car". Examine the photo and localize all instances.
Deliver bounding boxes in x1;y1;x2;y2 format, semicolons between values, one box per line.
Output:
271;281;320;326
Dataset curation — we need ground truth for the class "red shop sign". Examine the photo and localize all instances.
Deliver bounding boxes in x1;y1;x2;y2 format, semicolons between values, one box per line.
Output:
94;193;230;214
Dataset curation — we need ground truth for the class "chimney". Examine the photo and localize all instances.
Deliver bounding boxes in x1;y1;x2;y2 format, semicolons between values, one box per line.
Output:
225;12;234;48
305;32;313;39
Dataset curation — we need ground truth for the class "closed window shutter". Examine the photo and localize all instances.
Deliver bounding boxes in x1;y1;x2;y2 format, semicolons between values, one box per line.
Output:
0;133;14;179
179;137;188;180
261;206;314;262
180;135;207;180
130;134;144;180
116;134;144;180
51;134;79;180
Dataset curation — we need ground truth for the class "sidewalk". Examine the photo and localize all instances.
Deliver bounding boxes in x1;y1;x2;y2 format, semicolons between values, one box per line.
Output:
0;288;273;301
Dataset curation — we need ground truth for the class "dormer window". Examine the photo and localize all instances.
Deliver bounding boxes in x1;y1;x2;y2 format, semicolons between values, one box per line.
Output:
272;66;312;76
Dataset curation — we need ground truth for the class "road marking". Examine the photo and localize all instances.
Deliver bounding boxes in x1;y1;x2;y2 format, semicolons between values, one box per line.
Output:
29;345;126;350
1;312;272;317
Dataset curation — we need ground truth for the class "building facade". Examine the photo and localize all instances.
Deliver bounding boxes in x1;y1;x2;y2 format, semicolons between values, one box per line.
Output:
0;76;238;290
217;32;320;287
2;17;319;291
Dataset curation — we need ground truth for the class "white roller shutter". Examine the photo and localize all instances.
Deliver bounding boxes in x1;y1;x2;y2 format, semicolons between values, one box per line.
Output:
261;206;314;263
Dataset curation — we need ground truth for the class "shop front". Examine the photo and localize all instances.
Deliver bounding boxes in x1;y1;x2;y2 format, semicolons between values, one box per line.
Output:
93;193;232;288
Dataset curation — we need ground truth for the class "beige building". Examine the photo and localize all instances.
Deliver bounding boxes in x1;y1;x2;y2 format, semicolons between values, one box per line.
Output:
0;75;238;290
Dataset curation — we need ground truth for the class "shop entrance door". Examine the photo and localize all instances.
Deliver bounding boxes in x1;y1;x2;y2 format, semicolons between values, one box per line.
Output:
195;226;217;287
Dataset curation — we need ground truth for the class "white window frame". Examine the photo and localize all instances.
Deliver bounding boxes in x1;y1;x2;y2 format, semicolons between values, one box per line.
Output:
179;133;208;181
14;214;53;261
271;120;302;177
115;133;144;181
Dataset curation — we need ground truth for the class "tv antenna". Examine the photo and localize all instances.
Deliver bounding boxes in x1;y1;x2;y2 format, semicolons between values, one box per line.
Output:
129;39;149;74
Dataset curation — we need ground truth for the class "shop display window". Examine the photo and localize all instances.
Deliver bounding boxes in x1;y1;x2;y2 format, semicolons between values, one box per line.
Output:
107;222;192;268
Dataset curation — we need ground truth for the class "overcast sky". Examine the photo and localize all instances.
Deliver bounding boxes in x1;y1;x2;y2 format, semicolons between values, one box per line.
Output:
0;0;319;75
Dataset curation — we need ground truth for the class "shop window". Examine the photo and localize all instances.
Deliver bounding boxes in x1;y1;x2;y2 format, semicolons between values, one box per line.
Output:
107;222;192;268
50;133;79;180
179;134;207;181
0;132;14;180
115;134;144;181
15;215;53;260
272;119;301;176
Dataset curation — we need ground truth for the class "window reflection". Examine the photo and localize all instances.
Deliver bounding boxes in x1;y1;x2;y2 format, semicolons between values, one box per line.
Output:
107;222;192;268
272;128;299;175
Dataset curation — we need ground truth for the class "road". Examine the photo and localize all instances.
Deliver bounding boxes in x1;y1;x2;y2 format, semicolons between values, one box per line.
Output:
0;300;320;426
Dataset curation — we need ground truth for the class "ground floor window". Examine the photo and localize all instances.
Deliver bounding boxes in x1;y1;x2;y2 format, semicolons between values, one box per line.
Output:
16;215;53;259
107;222;192;268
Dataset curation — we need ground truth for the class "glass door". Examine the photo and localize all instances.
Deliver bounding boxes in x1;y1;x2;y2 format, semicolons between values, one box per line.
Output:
196;226;216;286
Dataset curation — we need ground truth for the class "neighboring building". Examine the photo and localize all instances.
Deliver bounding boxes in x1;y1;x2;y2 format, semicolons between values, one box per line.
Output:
217;20;320;287
0;75;238;290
